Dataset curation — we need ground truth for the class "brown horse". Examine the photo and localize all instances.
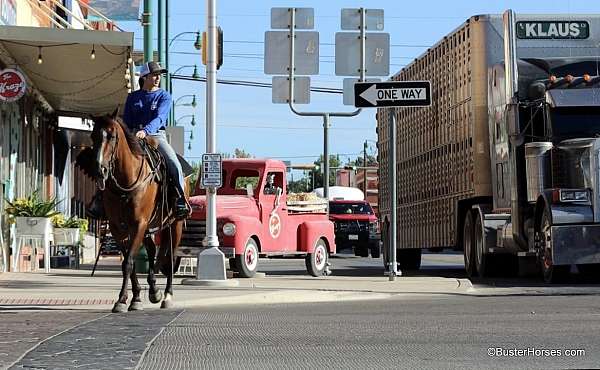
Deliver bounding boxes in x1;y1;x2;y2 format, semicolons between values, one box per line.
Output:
77;110;186;312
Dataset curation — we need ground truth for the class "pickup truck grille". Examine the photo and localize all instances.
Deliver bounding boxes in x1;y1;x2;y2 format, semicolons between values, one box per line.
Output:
180;219;206;248
338;221;369;233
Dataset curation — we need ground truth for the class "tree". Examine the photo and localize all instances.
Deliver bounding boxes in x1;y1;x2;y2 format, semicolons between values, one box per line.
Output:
189;161;201;190
288;171;311;193
347;153;378;167
234;148;252;158
310;154;341;189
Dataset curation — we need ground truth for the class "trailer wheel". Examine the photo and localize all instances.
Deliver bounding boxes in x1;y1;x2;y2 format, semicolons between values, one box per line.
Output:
236;237;259;278
474;210;491;277
539;209;569;283
398;249;421;270
463;210;477;277
306;238;328;277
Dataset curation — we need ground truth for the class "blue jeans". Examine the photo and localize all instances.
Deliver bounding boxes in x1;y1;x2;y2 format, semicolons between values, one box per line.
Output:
150;131;185;195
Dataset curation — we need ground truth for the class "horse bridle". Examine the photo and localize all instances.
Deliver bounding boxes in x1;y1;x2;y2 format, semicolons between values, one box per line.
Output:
97;128;155;194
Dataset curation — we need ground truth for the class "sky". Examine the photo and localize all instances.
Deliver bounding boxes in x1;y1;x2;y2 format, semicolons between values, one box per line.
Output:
117;0;600;178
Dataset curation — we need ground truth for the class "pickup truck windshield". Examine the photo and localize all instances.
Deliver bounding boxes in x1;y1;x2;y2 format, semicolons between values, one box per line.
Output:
329;202;373;215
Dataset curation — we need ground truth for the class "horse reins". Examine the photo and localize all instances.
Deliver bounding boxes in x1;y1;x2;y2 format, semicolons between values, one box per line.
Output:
104;132;157;194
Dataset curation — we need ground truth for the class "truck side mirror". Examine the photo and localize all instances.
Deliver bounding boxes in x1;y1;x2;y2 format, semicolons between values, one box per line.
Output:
272;187;283;212
246;183;253;197
528;81;546;100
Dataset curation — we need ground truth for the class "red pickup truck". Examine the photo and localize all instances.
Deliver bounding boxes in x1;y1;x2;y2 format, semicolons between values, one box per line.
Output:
178;159;336;277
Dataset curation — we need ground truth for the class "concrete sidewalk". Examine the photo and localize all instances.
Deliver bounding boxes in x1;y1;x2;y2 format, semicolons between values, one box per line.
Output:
0;266;474;310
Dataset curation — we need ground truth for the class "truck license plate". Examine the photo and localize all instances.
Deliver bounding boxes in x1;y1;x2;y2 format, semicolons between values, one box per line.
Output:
349;234;358;240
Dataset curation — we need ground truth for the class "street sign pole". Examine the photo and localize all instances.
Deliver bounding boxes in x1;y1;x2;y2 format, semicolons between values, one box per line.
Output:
285;7;365;199
388;108;399;281
203;0;219;249
354;82;431;281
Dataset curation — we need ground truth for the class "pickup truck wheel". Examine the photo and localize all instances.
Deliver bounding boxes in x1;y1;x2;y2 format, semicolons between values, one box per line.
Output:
228;258;238;272
356;246;369;258
370;242;381;258
306;239;328;277
236;238;259;278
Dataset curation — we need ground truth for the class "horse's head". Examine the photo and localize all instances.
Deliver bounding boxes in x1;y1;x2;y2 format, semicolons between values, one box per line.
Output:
90;108;121;190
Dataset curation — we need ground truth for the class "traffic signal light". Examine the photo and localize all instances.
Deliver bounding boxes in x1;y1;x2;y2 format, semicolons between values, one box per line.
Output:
201;27;223;70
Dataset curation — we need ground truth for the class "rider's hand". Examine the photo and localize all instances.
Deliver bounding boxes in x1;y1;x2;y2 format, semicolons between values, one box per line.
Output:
136;130;147;139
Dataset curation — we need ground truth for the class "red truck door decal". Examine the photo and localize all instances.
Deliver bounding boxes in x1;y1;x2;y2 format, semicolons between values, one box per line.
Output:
269;212;281;238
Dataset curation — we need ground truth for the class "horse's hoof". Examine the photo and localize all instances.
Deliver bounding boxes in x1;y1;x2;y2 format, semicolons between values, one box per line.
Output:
112;302;127;313
128;301;144;311
160;300;174;309
149;291;163;304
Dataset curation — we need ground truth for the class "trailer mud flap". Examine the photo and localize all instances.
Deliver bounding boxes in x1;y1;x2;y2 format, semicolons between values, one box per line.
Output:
551;225;600;265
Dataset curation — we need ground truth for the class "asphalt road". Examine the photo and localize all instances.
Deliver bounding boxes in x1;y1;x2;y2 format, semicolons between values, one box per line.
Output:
137;295;600;370
5;295;599;370
4;252;600;370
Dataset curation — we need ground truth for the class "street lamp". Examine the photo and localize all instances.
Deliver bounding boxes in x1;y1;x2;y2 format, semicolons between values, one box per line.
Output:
174;94;197;108
176;115;196;127
169;31;201;49
169;65;199;125
166;31;201;104
171;64;199;78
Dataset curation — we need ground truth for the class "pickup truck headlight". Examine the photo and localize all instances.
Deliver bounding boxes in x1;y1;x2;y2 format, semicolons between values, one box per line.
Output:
369;220;380;234
559;189;589;202
223;223;236;236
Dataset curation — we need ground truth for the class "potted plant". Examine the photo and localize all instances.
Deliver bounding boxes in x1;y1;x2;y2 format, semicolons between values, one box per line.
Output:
5;191;61;272
5;191;61;237
51;214;88;245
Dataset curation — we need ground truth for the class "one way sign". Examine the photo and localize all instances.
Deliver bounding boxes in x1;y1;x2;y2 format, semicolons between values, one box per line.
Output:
354;81;431;108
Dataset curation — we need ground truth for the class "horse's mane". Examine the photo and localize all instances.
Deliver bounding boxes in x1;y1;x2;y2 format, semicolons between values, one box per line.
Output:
76;113;148;179
96;115;146;157
114;117;146;157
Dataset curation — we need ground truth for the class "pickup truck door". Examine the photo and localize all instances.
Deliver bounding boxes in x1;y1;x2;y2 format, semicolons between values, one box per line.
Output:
261;171;291;251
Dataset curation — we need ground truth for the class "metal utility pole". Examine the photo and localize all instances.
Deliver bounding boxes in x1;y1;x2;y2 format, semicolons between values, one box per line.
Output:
363;140;368;196
203;0;219;248
158;0;166;88
143;0;153;63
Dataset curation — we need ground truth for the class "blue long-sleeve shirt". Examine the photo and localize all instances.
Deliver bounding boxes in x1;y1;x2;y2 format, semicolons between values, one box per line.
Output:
123;88;172;135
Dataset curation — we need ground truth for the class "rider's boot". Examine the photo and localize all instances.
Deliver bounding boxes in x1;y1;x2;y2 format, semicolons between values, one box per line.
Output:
86;192;105;219
172;186;191;220
174;197;190;220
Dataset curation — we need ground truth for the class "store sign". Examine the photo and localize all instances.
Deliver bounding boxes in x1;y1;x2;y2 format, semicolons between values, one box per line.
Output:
516;21;589;39
0;69;26;102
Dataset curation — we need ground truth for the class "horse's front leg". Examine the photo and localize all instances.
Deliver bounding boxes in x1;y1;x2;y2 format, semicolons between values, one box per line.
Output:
145;236;163;304
128;260;143;311
112;247;132;313
113;225;145;313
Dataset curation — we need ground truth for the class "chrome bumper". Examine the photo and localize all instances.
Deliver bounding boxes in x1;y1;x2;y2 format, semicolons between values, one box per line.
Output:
552;224;600;265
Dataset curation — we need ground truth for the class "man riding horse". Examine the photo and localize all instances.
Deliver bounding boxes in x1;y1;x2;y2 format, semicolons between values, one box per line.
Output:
87;61;190;220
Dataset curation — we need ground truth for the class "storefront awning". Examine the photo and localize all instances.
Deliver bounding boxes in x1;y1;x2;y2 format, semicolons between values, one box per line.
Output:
0;25;134;116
